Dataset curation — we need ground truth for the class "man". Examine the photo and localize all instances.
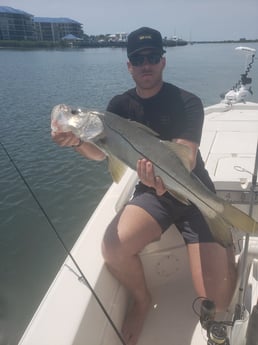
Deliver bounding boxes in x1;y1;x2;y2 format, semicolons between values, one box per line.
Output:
52;27;236;345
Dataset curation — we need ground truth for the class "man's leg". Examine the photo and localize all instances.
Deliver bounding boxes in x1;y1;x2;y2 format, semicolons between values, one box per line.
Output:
102;204;162;345
187;242;237;311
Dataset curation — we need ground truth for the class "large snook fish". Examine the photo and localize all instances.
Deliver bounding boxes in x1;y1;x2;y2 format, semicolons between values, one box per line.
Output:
51;104;258;247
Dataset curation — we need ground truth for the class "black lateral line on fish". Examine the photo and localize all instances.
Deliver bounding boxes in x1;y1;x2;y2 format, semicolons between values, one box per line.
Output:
104;121;215;209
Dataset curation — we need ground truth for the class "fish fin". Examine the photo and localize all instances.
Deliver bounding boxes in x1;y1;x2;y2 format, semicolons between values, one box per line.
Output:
160;141;192;172
107;154;127;183
221;202;258;236
203;215;233;248
204;202;258;247
167;189;191;205
129;121;160;136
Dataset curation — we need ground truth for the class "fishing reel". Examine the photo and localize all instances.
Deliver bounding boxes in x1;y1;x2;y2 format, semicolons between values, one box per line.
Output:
193;298;232;345
206;322;230;345
201;299;230;345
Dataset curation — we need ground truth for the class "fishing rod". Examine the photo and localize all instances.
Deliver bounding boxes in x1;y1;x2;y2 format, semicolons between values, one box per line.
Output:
0;140;126;345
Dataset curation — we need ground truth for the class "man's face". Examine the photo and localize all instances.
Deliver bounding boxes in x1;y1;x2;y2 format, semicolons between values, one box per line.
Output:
127;49;166;91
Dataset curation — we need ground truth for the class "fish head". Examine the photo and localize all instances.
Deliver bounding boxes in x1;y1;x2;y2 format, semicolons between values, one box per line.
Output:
68;108;104;141
51;104;104;141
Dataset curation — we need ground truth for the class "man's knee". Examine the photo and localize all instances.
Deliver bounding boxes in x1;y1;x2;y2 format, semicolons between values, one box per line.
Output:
102;205;162;264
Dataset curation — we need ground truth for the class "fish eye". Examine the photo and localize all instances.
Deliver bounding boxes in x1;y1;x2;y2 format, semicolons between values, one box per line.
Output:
71;108;82;115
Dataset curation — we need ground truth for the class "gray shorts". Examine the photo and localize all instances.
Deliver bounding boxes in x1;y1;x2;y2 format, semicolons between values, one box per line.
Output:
127;187;215;244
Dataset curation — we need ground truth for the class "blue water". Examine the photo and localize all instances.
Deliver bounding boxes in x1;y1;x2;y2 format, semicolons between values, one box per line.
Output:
0;43;257;344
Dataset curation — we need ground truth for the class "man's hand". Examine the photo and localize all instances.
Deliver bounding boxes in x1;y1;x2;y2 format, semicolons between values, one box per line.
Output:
137;159;166;196
51;130;80;147
51;129;106;161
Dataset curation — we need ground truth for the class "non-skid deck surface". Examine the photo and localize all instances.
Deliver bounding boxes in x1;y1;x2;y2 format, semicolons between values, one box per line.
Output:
136;228;208;345
137;280;204;345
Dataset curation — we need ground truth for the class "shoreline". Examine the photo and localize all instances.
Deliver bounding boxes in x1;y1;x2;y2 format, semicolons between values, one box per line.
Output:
0;39;257;49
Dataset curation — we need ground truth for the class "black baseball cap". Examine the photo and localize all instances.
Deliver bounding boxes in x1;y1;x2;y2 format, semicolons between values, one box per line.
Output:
127;27;166;57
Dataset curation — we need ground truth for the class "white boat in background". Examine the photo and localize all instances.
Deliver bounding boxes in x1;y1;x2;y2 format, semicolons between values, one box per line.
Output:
18;47;258;345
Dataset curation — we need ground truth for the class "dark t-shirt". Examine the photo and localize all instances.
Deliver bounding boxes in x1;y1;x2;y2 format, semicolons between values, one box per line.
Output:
107;82;215;192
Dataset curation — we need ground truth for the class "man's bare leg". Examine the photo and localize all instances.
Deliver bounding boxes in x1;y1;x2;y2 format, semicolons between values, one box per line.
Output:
102;205;162;345
187;242;237;311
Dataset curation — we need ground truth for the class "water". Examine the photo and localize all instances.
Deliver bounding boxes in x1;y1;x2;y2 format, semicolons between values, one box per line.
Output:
0;43;257;344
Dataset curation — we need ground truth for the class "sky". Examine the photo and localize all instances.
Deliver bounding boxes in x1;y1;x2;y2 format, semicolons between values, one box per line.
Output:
2;0;258;41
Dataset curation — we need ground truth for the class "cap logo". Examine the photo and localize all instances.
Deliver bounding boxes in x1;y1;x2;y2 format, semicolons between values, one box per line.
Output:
139;35;152;40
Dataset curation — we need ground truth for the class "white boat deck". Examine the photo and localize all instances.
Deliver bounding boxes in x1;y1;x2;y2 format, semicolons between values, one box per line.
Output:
201;102;258;218
135;228;205;345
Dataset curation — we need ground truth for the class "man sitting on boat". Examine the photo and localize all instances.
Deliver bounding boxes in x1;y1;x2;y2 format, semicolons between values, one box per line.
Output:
51;27;237;345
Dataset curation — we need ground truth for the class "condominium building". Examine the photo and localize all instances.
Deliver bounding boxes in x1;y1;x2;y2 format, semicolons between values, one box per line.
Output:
0;6;83;41
0;6;34;40
34;17;83;42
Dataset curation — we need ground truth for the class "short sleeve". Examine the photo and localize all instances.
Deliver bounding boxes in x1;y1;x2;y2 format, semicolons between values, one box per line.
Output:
179;92;204;144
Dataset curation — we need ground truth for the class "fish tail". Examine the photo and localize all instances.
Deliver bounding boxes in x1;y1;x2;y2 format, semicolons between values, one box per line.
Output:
203;202;258;248
222;202;258;236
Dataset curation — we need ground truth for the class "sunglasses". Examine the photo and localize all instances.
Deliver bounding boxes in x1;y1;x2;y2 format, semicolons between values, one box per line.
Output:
129;53;162;67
